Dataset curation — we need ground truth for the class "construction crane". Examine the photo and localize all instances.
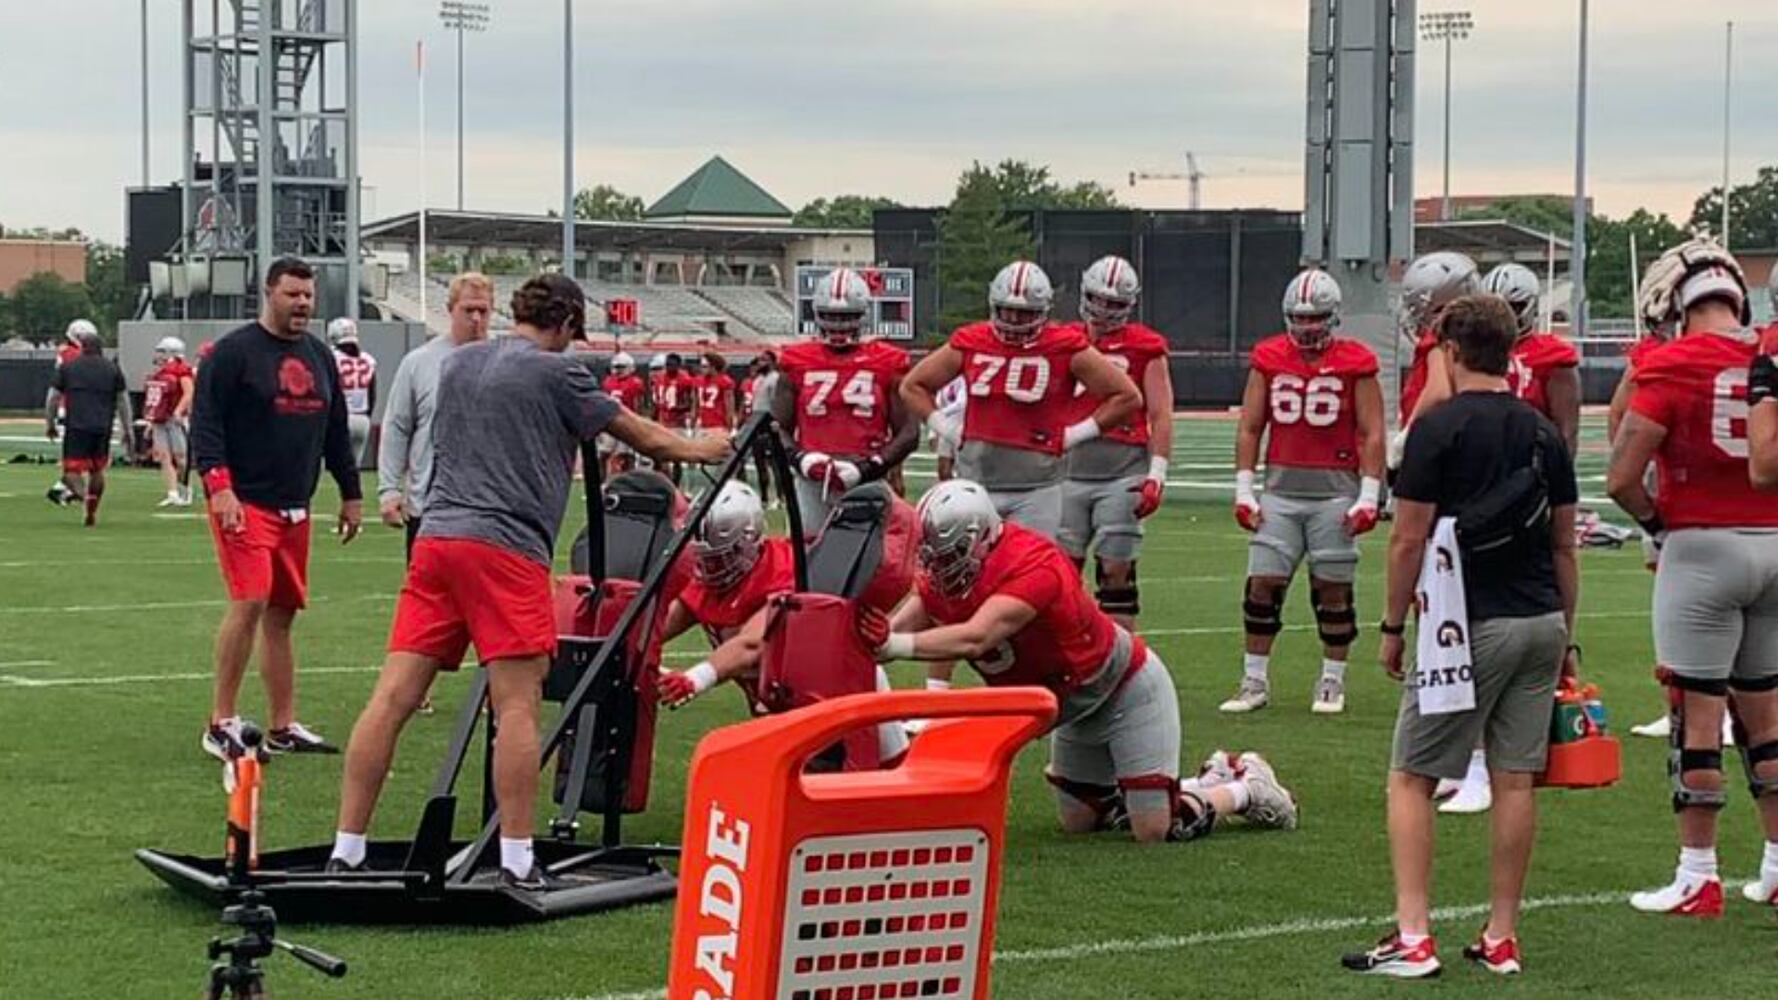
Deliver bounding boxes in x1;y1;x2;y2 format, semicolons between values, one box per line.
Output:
1128;152;1207;209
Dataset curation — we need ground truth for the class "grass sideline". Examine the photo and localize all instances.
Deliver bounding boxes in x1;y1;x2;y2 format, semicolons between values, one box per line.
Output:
3;416;1776;1000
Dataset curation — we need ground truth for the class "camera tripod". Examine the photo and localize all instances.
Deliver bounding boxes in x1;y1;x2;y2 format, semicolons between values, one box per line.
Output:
203;888;347;999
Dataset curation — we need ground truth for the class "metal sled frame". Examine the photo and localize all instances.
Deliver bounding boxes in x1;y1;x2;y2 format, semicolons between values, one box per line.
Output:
138;414;810;924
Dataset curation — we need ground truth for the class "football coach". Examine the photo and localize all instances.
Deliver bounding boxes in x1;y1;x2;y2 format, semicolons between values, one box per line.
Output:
191;257;363;761
1343;295;1579;978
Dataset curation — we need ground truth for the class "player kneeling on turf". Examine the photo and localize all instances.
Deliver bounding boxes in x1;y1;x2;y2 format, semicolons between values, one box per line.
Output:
865;479;1299;843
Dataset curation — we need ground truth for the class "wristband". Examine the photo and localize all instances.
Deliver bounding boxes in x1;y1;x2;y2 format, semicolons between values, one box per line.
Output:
1147;456;1170;483
202;467;234;496
1378;620;1406;637
881;633;916;660
1062;418;1102;450
1234;469;1257;505
1358;476;1382;506
1637;513;1666;538
686;661;719;694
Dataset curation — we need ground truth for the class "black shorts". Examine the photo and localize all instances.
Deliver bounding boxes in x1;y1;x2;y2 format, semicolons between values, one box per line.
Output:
61;428;110;472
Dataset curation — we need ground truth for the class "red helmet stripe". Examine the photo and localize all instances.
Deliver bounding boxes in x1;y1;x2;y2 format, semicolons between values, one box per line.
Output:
1011;262;1027;298
1105;257;1120;293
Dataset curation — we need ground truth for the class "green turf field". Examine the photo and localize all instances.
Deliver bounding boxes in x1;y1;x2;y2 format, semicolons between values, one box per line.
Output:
2;415;1774;1000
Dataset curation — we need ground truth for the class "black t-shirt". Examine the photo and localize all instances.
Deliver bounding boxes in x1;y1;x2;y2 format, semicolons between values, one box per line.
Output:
52;354;127;434
189;323;362;509
1394;390;1578;620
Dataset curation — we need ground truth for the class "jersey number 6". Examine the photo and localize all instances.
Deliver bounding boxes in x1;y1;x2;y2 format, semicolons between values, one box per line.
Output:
1712;368;1750;458
1270;374;1342;427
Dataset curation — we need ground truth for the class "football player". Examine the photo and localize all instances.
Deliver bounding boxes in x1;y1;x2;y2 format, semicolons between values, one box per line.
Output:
328;318;377;466
1606;240;1778;917
1222;269;1384;716
1752;268;1778;490
694;351;736;434
144;336;196;507
650;353;697;484
1391;252;1481;469
1486;263;1581;452
45;320;94;506
863;479;1299;843
1057;256;1174;629
773;268;919;537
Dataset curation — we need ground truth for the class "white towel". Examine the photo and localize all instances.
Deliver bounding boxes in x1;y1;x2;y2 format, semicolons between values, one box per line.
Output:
1414;516;1476;716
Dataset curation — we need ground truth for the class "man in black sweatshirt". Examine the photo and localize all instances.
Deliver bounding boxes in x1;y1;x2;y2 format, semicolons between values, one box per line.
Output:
190;257;364;759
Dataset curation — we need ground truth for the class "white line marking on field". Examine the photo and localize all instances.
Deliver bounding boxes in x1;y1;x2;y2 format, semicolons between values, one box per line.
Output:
0;660;54;669
0;555;405;569
0;592;396;614
0;664;380;689
1140;608;1649;638
537;890;1629;1000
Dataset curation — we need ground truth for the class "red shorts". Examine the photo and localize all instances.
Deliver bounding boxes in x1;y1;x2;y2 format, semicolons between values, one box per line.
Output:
388;537;556;669
210;504;312;609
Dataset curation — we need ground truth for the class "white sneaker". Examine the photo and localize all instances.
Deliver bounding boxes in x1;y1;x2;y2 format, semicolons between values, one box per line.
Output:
1630;715;1671;739
1238;751;1299;830
1742;878;1778;906
1311;674;1345;714
1438;772;1492;814
1219;676;1270;714
1193;749;1243;788
176;488;193;507
1629;874;1723;916
157;492;182;507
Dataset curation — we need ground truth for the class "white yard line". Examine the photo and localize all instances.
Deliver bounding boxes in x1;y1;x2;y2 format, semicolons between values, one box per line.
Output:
0;665;381;689
0;593;396;615
0;556;404;569
0;659;54;669
536;890;1631;1000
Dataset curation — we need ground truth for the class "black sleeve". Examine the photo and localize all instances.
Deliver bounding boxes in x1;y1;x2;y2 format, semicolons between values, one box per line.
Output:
51;365;66;392
189;342;237;475
1543;424;1579;506
317;344;364;501
1392;417;1445;503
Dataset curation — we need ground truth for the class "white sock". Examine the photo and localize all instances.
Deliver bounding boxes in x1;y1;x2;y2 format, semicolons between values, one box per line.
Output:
331;831;366;867
1179;776;1206;795
500;836;535;878
1397;930;1429;948
1321;658;1346;681
1225;779;1252;812
1243;653;1270;683
1465;749;1488;782
1761;841;1778;883
925;678;952;692
1679;846;1718;881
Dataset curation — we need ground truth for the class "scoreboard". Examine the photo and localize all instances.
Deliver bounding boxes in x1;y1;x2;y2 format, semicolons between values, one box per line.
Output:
794;266;916;341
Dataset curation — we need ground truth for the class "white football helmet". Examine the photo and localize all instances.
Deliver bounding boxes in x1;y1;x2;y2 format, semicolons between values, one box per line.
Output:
692;481;765;592
1282;269;1342;351
649;352;667;371
609;351;635;376
153;336;187;363
327;317;359;346
1080;255;1140;332
1400;252;1480;329
64;318;98;344
811;267;873;347
915;479;1003;599
1480;263;1542;335
1640;239;1751;329
987;260;1054;345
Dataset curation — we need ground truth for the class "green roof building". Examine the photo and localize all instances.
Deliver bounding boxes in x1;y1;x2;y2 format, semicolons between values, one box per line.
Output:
644;156;794;226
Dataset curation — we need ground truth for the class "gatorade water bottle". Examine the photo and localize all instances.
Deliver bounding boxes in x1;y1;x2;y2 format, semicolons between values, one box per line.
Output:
1550;686;1588;745
1581;683;1608;736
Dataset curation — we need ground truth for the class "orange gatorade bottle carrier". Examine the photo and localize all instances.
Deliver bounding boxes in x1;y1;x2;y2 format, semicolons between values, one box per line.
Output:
667;687;1058;1000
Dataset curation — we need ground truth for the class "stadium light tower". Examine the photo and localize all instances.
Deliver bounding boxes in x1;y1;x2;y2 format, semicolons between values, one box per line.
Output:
1419;9;1472;222
439;1;490;211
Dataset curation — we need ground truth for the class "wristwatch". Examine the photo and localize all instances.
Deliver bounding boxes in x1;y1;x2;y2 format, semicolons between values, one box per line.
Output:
1378;620;1407;637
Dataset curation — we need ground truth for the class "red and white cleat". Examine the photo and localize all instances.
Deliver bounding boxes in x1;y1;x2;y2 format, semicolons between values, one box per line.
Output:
1629;876;1723;917
1462;933;1522;976
1340;932;1441;978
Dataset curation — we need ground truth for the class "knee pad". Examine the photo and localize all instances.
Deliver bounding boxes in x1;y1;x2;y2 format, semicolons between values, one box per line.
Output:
1663;671;1730;812
1169;788;1218;843
1310;581;1357;647
1095;559;1139;617
1045;771;1124;830
1243;579;1287;638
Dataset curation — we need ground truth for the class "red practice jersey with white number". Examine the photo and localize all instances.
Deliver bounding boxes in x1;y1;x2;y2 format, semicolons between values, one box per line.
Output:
602;373;647;413
1630;331;1778;529
950;322;1090;455
1398;329;1439;423
677;537;796;639
778;339;911;457
144;358;194;423
333;350;377;416
1626;334;1666;371
918;523;1142;697
1250;334;1379;472
1506;333;1580;419
653;372;697;426
1066;322;1168;447
695;372;735;430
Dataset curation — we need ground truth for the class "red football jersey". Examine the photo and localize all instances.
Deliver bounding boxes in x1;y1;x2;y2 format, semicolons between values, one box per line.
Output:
144;358;194;423
1067;322;1168;447
1250;334;1379;472
1630;331;1778;529
778;339;911;457
678;537;796;637
695;372;735;430
918;523;1139;697
1398;329;1439;422
1626;334;1665;370
602;373;647;412
1506;333;1580;419
653;371;697;425
55;344;80;368
951;322;1089;455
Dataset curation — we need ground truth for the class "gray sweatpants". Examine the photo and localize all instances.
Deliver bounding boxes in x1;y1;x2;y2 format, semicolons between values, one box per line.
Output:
1247;492;1358;583
1654;528;1778;683
1050;649;1182;815
1058;474;1145;561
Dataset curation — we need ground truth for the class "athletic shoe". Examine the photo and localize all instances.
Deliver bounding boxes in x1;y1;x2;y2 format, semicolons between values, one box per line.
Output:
1438;775;1492;815
323;857;365;874
418;697;436;716
1238;751;1299;830
498;865;566;892
266;721;340;755
157;492;182;508
177;487;194;506
1194;749;1244;788
45;484;71;507
1340;933;1441;978
1630;875;1724;917
1462;932;1522;975
1433;777;1463;800
1741;878;1778;906
202;718;250;761
1630;715;1671;739
1218;676;1269;714
1311;674;1345;714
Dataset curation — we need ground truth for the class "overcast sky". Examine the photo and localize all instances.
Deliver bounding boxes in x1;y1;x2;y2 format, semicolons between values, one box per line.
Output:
3;1;1774;242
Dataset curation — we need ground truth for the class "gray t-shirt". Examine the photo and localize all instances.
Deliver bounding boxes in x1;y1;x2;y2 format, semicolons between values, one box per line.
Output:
420;336;621;566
